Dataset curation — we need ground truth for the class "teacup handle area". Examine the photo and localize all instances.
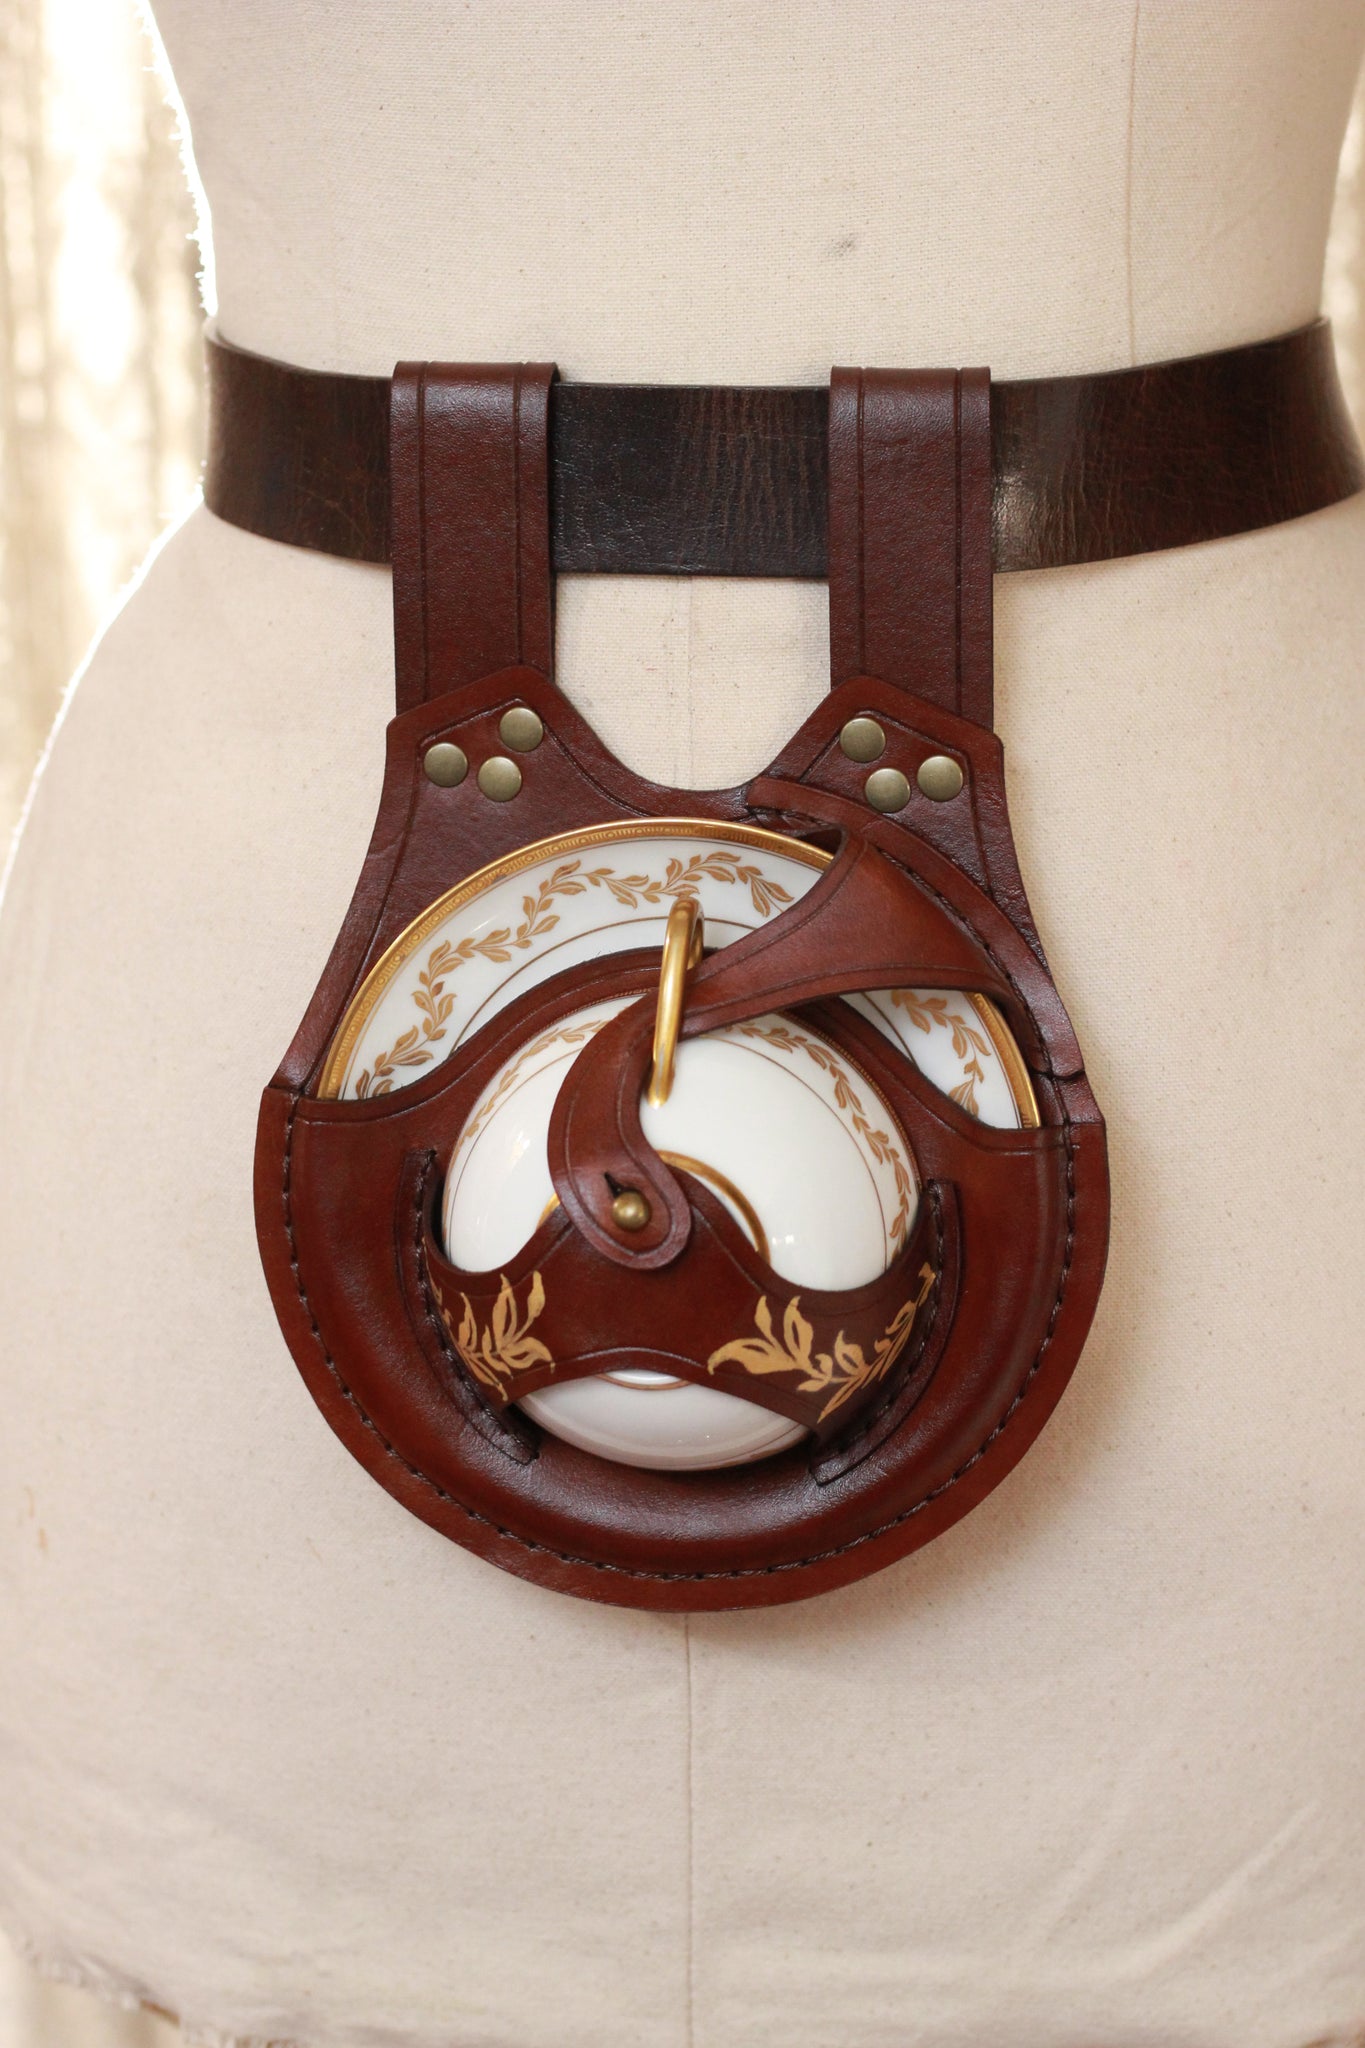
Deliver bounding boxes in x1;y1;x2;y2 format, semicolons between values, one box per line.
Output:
647;895;703;1109
546;834;1016;1271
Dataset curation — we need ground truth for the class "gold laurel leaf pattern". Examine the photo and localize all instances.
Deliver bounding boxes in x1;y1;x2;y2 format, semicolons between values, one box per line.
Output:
432;1270;554;1395
353;852;794;1098
734;1020;916;1248
458;1016;610;1153
886;989;993;1119
706;1263;935;1423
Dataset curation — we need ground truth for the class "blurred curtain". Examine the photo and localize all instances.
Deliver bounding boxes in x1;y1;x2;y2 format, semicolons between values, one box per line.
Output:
0;0;201;841
0;2;1362;2042
1328;80;1365;421
0;21;198;2048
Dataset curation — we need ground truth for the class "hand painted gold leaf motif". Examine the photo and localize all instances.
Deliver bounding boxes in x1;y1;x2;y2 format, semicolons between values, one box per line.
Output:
435;1271;554;1395
433;1262;934;1429
706;1264;935;1424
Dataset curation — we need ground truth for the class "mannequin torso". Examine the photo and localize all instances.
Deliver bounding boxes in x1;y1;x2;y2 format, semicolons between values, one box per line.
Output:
1;6;1363;2044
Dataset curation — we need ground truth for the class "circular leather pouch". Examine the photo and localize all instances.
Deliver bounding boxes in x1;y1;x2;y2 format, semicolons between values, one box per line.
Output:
254;365;1109;1608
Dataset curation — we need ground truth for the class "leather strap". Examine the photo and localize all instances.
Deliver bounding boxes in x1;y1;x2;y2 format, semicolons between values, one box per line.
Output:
205;320;1363;576
390;363;555;712
828;367;993;724
547;833;1016;1269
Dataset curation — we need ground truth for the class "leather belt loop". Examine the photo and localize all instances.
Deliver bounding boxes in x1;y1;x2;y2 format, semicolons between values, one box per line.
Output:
829;367;994;729
390;361;557;713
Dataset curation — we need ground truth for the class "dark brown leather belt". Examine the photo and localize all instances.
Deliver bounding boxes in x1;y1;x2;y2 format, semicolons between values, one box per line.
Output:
204;320;1362;576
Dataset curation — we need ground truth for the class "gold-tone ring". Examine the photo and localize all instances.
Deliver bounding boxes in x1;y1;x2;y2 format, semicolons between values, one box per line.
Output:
647;895;704;1107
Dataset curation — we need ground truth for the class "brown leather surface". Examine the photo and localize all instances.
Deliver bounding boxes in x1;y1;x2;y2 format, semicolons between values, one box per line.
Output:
390;363;555;711
254;359;1111;1609
425;1144;952;1443
545;834;1017;1270
829;366;994;725
207;319;1362;575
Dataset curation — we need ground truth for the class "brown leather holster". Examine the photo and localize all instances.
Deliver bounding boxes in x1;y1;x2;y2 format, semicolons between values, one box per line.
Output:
254;361;1110;1609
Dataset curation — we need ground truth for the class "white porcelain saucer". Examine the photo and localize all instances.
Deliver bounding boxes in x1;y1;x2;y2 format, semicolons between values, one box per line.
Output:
322;819;1038;1472
320;820;1036;1128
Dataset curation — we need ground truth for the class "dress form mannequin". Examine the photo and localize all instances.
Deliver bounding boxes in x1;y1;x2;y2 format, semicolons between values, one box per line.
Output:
2;1;1364;2041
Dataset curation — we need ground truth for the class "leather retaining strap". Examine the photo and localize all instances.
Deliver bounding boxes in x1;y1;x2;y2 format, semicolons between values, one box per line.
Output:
205;319;1362;576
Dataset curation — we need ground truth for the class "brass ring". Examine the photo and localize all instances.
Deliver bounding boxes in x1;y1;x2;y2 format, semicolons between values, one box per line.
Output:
647;895;704;1107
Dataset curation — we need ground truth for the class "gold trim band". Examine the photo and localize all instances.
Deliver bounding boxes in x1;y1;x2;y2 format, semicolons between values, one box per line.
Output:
967;993;1041;1129
647;896;703;1107
317;816;825;1099
318;814;1040;1133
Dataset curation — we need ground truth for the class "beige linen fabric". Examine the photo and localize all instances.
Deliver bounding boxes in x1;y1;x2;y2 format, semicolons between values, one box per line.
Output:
1;4;1364;2044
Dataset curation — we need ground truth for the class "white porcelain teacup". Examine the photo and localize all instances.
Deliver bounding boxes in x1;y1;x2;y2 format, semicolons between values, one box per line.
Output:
443;997;917;1471
318;816;1033;1471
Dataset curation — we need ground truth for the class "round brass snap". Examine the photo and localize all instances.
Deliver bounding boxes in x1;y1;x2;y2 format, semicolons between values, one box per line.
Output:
422;741;468;788
839;716;886;764
917;753;965;802
477;756;523;802
611;1189;652;1233
865;766;911;813
499;706;544;753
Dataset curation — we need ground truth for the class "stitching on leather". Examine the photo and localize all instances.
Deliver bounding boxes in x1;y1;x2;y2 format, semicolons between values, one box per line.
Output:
280;1078;1078;1584
543;729;653;821
410;1150;466;1376
416;365;430;701
811;1182;945;1473
410;1152;534;1465
769;769;1063;1081
880;823;1063;1083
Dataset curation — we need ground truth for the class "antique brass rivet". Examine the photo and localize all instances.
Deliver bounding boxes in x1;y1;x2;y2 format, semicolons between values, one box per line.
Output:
499;706;544;752
865;766;911;813
917;753;965;802
478;756;523;802
611;1189;652;1233
422;741;468;788
839;716;885;764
